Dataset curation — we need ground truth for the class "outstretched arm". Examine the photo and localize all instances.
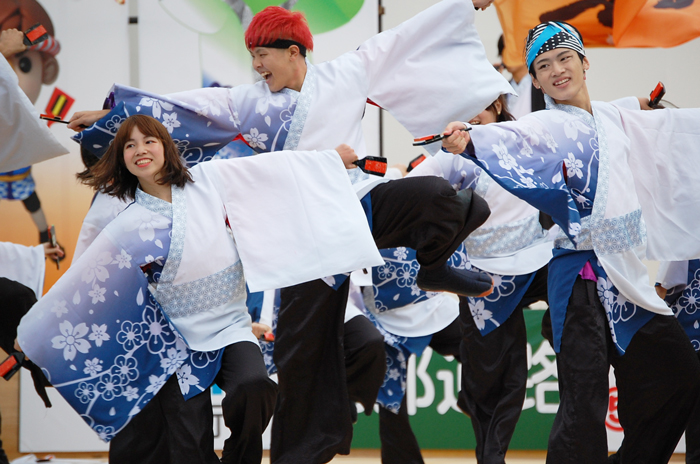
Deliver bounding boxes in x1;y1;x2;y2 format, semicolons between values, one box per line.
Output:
355;0;511;153
67;110;110;131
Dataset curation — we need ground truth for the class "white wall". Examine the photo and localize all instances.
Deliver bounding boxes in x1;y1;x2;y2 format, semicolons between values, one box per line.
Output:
380;0;700;167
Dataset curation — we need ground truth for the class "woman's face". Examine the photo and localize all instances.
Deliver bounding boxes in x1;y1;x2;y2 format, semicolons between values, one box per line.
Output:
123;126;165;189
469;100;501;126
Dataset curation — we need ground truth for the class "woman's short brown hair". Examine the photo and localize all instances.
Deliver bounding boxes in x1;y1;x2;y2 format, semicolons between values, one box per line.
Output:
77;114;192;200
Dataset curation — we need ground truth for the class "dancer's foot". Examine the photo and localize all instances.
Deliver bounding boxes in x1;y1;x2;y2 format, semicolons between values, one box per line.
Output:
416;264;493;297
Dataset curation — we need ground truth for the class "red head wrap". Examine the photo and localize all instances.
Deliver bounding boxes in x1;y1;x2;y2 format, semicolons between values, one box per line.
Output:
245;6;313;53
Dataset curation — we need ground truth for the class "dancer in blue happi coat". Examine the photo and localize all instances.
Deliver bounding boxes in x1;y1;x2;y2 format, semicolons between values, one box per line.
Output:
440;21;700;464
16;113;382;463
410;96;551;464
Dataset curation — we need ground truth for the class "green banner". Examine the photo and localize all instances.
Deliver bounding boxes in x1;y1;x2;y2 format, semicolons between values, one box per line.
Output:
351;309;558;449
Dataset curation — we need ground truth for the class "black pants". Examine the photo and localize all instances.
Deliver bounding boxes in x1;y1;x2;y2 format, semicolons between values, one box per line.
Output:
345;315;386;413
110;341;276;464
378;316;462;464
272;177;490;464
458;266;548;464
215;341;278;464
109;371;219;464
547;277;700;464
687;351;700;464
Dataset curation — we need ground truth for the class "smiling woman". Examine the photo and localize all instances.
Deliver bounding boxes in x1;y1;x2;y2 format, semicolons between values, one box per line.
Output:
17;113;384;464
77;114;191;203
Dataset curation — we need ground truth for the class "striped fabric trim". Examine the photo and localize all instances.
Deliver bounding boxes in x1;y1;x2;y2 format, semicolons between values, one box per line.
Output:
28;36;60;56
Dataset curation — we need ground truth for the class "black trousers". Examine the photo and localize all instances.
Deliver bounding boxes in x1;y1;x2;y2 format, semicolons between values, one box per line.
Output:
110;341;276;464
457;266;548;464
344;315;386;413
214;341;278;464
378;316;462;464
547;277;700;464
687;351;700;464
272;177;490;464
109;371;219;464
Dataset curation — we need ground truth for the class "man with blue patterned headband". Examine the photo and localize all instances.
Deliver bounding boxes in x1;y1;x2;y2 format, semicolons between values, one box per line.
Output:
441;20;700;464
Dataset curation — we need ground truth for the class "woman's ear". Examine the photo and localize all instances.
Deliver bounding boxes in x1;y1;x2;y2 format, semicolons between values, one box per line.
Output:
42;55;59;85
493;98;502;115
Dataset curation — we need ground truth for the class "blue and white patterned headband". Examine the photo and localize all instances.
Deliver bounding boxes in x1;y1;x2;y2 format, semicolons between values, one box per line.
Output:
526;22;585;71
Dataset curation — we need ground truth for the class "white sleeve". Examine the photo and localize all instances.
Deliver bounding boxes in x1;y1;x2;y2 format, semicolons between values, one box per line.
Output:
0;242;45;299
656;261;689;293
407;150;479;190
619;106;700;260
0;57;68;171
610;96;641;111
73;193;130;264
354;0;513;154
205;152;384;292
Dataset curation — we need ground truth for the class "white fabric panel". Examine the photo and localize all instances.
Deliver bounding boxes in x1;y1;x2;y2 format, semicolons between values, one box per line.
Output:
0;57;68;172
357;0;513;155
656;260;689;294
211;152;384;292
598;245;672;316
371;293;459;338
470;240;553;276
0;242;45;299
72;193;130;264
615;105;700;261
259;289;276;328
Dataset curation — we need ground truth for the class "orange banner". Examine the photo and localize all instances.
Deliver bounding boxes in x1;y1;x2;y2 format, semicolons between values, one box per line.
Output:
614;0;700;47
496;0;700;68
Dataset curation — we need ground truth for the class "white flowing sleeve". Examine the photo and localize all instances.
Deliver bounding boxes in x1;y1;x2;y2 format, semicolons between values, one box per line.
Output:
619;107;700;260
610;96;641;111
73;194;131;264
202;153;384;292
0;57;68;171
164;86;240;132
407;150;480;190
656;261;690;293
0;241;45;299
354;0;513;154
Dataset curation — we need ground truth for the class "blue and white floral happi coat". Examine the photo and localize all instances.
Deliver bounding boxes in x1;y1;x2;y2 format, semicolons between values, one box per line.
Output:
17;200;222;441
668;260;700;351
361;245;467;413
462;98;667;355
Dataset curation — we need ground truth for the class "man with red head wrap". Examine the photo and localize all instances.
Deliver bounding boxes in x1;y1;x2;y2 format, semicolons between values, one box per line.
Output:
68;1;511;462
